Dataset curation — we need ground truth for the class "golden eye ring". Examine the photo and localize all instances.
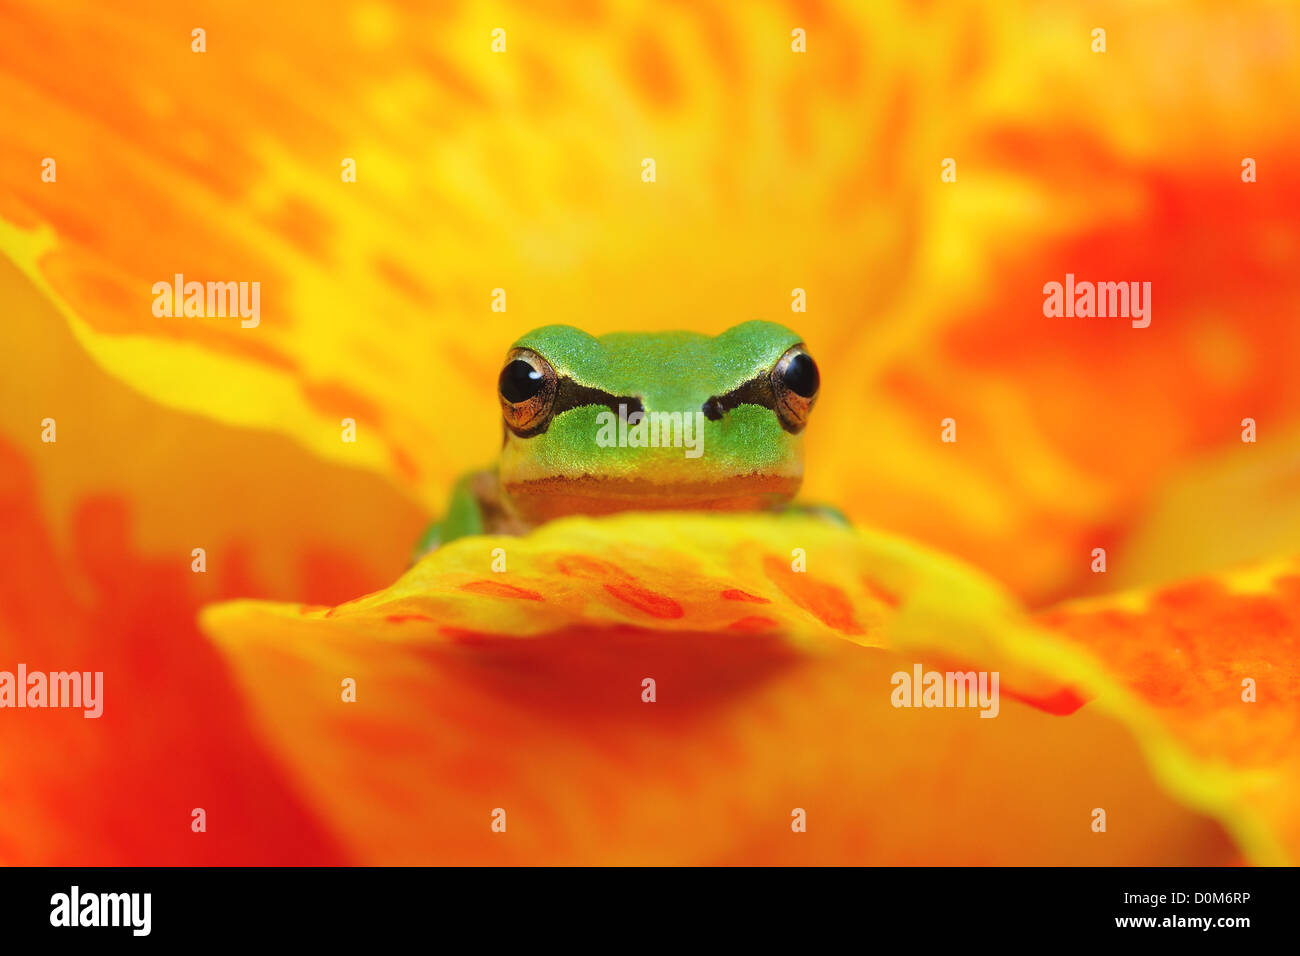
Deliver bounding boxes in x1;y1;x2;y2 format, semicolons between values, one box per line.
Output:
770;344;819;431
498;347;558;435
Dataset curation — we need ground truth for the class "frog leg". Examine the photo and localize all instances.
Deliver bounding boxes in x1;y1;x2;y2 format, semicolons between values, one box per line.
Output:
412;469;531;561
413;473;484;560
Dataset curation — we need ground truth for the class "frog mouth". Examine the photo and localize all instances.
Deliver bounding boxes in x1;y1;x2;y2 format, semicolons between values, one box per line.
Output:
502;474;801;523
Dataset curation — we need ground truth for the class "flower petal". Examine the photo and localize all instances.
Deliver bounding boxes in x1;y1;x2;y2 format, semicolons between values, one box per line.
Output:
0;257;421;862
202;513;1238;863
3;1;1298;602
1040;559;1300;865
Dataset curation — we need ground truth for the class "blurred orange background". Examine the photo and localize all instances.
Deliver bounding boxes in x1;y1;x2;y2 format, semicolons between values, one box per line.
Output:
0;0;1296;864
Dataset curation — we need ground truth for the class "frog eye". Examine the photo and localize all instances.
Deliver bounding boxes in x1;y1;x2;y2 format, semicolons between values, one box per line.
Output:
498;347;558;435
770;344;819;431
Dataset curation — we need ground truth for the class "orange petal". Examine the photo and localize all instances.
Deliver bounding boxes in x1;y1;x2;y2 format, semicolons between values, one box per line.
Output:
0;258;420;862
1040;559;1300;865
202;513;1237;863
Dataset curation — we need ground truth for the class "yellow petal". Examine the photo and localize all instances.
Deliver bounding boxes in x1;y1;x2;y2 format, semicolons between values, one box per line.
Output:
202;513;1237;863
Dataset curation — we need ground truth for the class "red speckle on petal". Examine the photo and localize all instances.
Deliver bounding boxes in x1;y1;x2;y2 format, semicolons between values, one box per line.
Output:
727;616;779;632
721;588;770;604
604;583;684;619
762;555;862;634
862;578;902;609
1003;684;1091;716
555;554;631;581
457;580;544;601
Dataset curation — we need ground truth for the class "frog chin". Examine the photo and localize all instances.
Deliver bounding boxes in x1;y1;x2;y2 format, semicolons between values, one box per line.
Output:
501;473;802;524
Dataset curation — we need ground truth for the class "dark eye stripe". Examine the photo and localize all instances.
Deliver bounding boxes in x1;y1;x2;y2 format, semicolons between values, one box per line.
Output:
553;381;643;419
703;346;819;435
701;377;794;428
507;378;643;438
701;377;770;419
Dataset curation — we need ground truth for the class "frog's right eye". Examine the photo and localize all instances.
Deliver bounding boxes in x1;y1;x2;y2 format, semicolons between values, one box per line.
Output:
499;347;558;435
769;344;819;432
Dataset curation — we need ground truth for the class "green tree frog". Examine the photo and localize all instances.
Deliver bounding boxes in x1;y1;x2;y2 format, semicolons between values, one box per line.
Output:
415;320;822;556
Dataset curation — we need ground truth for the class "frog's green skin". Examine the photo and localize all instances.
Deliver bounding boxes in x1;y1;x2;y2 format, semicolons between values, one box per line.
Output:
415;320;839;558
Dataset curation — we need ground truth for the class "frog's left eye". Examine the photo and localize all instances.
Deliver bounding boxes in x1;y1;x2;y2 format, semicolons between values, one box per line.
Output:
770;344;819;431
499;347;558;435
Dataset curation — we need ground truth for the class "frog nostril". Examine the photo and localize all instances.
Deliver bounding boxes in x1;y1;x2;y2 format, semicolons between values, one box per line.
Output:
701;397;725;421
